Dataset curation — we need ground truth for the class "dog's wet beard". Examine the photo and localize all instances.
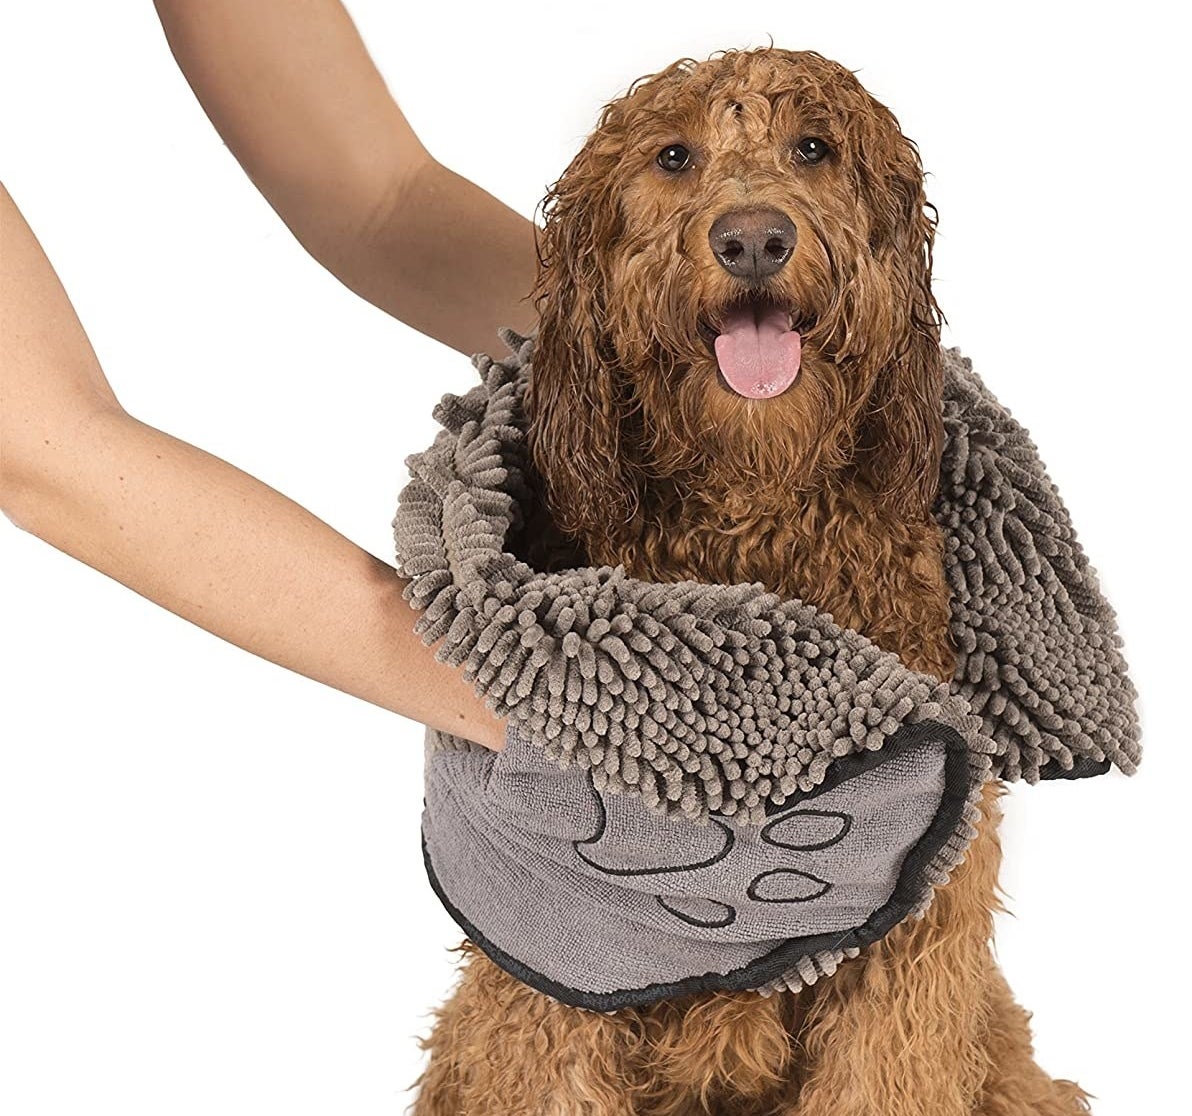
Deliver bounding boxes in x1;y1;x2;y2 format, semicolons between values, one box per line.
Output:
611;328;867;512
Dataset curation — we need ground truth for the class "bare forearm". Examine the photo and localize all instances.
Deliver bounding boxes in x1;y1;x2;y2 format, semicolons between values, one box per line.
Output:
3;408;506;750
152;0;423;271
1;180;502;749
151;0;539;353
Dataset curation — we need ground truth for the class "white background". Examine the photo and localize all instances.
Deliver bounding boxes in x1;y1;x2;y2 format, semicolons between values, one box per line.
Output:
1;2;1187;1113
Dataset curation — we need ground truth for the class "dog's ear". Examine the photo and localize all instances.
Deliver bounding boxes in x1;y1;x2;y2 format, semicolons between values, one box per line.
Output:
850;110;945;521
524;132;642;549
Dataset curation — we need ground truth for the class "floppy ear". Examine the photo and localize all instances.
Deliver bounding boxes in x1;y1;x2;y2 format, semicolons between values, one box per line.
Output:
851;111;945;520
523;132;643;548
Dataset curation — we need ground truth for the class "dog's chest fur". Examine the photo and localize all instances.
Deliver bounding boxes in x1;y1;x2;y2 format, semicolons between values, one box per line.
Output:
520;432;957;683
583;486;956;684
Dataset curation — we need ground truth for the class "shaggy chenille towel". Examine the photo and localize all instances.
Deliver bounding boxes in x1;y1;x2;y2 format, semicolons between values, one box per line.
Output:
393;327;1140;1012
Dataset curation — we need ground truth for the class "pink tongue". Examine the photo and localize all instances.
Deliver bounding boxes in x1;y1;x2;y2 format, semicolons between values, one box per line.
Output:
713;302;802;399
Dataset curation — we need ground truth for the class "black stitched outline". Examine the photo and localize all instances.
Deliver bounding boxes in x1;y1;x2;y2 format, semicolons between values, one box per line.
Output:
756;735;943;818
1039;756;1111;780
760;808;853;851
656;895;737;929
572;790;735;877
763;735;935;808
746;868;832;903
421;719;975;1012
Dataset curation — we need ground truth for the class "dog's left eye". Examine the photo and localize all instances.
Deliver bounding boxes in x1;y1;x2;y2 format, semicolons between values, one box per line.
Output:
794;137;832;165
657;144;692;172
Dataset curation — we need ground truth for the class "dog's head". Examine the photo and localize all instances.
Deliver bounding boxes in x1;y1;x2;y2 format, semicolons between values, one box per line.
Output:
525;46;943;542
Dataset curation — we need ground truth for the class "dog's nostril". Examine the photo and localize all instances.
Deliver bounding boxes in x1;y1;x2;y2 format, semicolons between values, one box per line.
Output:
709;208;797;281
765;236;792;261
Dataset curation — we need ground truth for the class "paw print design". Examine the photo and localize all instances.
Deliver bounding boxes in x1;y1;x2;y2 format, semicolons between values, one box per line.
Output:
567;734;948;939
484;722;949;943
572;785;857;931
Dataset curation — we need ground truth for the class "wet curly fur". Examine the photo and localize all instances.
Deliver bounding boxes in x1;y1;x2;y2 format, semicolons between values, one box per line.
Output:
410;48;1091;1115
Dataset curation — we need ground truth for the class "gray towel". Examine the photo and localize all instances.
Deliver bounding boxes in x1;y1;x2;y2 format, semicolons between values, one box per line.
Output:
394;327;1140;1010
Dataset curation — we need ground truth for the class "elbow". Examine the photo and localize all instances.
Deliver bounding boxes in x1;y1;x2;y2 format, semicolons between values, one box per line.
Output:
1;405;125;534
1;485;36;534
0;464;43;534
2;438;48;532
0;446;27;524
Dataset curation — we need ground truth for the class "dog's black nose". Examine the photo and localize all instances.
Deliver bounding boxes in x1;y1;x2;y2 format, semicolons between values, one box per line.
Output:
708;208;797;281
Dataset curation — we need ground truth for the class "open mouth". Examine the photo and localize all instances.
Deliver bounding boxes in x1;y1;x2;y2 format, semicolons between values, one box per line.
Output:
698;292;806;400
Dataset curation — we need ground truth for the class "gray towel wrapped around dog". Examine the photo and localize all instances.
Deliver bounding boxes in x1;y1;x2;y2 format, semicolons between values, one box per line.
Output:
393;327;1140;1011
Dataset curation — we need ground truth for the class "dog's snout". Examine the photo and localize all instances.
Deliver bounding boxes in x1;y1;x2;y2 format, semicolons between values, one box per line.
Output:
708;208;797;281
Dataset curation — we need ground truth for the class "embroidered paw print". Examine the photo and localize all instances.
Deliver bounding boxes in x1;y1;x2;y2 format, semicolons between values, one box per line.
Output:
572;785;854;930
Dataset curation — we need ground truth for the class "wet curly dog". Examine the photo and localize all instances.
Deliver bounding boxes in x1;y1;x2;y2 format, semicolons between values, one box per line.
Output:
411;47;1090;1116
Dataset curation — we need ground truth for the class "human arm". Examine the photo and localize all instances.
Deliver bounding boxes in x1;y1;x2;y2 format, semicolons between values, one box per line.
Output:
151;0;539;356
0;181;506;751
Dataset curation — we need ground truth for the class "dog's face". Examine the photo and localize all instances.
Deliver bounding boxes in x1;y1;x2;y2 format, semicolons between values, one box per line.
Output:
526;48;943;544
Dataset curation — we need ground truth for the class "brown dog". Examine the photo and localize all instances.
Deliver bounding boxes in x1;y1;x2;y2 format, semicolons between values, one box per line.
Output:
411;47;1089;1116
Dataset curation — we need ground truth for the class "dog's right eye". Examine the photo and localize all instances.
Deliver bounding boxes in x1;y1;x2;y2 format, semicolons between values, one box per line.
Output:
793;137;832;165
657;144;692;172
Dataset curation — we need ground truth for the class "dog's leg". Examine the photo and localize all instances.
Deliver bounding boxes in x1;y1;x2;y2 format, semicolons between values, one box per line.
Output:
409;941;644;1116
783;780;1008;1116
971;960;1091;1114
631;986;802;1114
